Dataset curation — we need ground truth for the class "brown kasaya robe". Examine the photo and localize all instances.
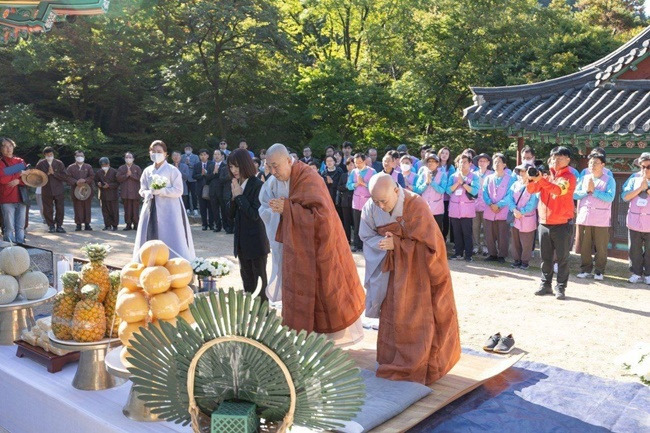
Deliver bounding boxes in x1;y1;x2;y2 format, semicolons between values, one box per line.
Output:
376;191;461;385
276;160;365;334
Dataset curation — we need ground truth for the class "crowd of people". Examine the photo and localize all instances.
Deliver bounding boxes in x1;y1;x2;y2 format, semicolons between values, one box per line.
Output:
1;136;649;300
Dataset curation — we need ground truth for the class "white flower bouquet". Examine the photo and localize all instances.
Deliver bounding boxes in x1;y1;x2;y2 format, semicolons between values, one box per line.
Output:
150;174;168;190
617;342;650;385
190;257;235;278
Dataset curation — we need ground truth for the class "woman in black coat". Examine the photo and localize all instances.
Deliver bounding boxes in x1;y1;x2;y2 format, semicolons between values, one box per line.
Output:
228;149;270;301
321;155;342;204
337;157;355;246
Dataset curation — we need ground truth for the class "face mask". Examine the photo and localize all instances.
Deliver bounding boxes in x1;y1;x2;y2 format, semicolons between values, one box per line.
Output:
45;156;54;163
185;150;192;155
102;167;109;172
150;153;165;163
401;164;412;173
75;156;84;163
125;157;134;164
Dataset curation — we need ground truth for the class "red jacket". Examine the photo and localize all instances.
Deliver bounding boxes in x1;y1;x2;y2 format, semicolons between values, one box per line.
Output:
526;166;576;225
0;156;26;204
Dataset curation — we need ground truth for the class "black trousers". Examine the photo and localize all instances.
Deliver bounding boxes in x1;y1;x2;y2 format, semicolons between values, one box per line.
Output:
186;181;198;211
341;205;353;243
219;193;233;231
443;200;454;242
199;197;213;228
353;209;363;249
539;223;571;291
210;195;222;230
239;254;268;302
450;217;473;258
434;214;444;233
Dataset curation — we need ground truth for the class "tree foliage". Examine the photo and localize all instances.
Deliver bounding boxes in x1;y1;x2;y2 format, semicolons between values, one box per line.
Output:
0;0;646;164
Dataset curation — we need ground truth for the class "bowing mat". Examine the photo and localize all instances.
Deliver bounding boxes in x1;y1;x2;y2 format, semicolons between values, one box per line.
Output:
344;330;524;433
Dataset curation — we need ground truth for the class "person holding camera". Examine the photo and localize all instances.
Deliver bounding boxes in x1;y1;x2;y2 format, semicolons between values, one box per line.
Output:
621;152;650;284
526;146;577;300
446;154;480;261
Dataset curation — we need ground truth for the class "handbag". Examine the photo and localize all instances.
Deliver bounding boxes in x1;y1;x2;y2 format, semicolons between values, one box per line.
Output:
506;188;525;224
201;184;210;200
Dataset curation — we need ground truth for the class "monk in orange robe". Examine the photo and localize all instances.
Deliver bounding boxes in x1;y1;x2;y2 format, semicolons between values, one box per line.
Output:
263;143;365;341
360;173;460;385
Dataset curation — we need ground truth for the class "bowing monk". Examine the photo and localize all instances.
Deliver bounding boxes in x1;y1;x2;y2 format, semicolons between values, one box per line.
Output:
261;143;365;346
360;173;460;385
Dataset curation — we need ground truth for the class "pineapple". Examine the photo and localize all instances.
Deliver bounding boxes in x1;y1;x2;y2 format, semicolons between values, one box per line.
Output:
80;244;112;303
104;270;121;338
52;272;81;340
71;284;107;342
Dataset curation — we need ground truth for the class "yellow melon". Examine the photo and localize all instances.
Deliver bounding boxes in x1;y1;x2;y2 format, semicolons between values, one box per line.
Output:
138;240;169;267
118;320;147;346
178;308;195;325
115;291;149;323
120;346;133;369
164;258;194;288
171;286;194;311
150;291;180;320
120;262;145;291
139;266;171;295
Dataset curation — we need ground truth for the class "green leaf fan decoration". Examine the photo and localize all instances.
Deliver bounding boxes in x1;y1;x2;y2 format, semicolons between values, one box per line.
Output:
127;289;366;431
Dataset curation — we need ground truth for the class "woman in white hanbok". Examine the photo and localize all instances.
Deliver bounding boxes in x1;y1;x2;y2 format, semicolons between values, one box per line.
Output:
133;140;196;261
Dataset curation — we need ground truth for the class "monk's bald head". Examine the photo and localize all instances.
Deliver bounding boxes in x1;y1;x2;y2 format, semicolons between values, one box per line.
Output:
266;143;293;181
369;173;399;213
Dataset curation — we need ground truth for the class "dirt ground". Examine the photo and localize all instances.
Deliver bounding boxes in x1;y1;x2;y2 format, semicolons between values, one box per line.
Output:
25;205;650;383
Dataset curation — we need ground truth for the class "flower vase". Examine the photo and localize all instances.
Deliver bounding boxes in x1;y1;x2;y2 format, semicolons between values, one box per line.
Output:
199;276;217;292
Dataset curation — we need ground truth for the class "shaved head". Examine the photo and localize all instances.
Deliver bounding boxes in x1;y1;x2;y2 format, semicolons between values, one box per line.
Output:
266;143;293;181
369;173;400;213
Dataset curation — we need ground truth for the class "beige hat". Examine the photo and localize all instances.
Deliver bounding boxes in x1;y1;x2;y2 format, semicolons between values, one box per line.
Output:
21;169;49;188
74;183;92;201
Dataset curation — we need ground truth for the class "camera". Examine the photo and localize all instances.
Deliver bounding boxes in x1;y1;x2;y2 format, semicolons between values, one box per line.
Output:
527;165;548;177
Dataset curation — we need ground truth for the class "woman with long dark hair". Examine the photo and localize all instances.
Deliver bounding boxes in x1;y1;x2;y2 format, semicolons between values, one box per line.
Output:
438;146;455;243
228;149;270;300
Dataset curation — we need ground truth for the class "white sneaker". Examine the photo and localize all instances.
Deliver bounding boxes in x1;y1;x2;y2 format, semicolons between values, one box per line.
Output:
482;246;488;255
629;274;643;283
594;274;604;281
193;210;200;217
576;272;591;279
553;263;558;273
645;276;650;285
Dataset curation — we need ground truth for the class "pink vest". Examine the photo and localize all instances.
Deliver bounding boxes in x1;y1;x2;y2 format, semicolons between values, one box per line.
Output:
421;171;445;215
352;168;374;210
626;174;650;233
511;183;537;233
484;172;511;221
449;172;477;219
474;169;493;213
389;170;399;183
576;174;612;227
403;171;416;190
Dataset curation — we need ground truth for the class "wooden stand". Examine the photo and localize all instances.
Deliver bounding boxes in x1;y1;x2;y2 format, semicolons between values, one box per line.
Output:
14;340;80;373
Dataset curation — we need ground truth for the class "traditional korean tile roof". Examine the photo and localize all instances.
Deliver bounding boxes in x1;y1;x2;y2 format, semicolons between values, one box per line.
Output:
464;26;650;141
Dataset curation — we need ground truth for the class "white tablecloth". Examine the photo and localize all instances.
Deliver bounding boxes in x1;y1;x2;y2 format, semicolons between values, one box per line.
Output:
0;346;190;433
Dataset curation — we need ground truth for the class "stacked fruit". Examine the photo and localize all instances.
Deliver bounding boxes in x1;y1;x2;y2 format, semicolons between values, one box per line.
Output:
0;246;50;305
116;240;195;368
51;244;120;342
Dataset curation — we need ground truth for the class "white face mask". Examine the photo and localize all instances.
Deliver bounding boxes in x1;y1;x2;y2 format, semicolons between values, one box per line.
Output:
150;153;165;164
45;156;54;163
125;157;134;164
400;163;412;173
102;166;109;172
75;156;84;163
185;150;192;155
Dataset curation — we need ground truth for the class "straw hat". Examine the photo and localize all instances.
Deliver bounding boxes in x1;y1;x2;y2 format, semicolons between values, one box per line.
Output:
74;183;92;201
21;169;48;188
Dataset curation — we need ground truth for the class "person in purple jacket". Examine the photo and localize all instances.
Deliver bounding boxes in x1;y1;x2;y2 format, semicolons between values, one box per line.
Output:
347;153;376;252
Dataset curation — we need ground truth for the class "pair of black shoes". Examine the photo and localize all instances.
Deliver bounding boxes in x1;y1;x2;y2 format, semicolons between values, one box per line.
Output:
102;226;118;231
535;284;565;300
485;256;506;263
48;226;66;233
511;261;530;270
483;332;515;354
123;224;134;231
75;224;92;231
